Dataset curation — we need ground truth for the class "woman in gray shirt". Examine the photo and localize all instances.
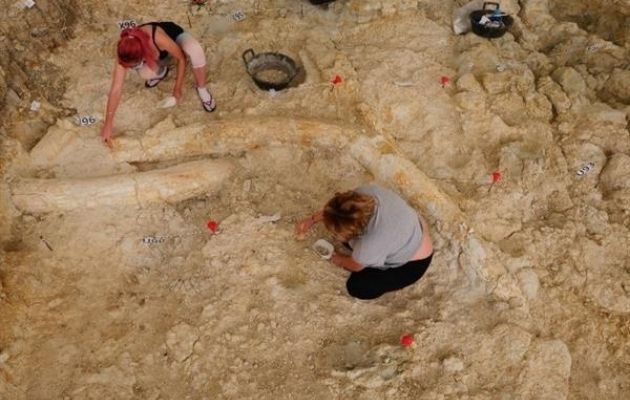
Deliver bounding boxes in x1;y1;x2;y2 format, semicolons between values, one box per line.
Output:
296;185;433;299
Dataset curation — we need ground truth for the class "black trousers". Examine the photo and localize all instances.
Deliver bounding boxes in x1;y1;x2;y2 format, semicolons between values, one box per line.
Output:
346;254;433;300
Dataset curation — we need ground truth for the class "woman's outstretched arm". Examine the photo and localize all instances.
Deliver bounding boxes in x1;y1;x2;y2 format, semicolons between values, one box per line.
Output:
295;210;324;239
101;61;127;147
331;253;364;272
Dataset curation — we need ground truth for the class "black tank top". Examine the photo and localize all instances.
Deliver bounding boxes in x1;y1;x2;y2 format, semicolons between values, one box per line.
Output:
140;21;184;60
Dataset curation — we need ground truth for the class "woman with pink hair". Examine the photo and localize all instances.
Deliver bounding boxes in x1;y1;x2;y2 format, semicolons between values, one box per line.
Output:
101;21;216;146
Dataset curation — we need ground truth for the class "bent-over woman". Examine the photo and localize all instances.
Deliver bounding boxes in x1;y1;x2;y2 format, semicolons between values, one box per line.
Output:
296;185;434;300
101;21;216;146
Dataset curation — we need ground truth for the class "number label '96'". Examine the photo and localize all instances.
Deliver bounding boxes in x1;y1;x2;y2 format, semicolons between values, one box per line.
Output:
75;115;97;126
118;20;137;30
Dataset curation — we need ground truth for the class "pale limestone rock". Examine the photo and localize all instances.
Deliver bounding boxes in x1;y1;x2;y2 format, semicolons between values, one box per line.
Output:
490;92;526;126
29;119;81;168
525;91;553;122
581;235;630;313
497;0;521;15
481;72;513;95
494;273;528;308
461;324;533;389
517;268;540;300
442;357;464;373
348;0;381;23
331;344;403;389
456;73;484;93
457;236;524;307
600;153;630;193
517;340;571;400
606;68;630;102
166;323;199;363
84;362;136;398
455;91;486;111
537;76;571;115
520;0;554;27
456;46;501;76
492;324;533;364
552;67;587;98
505;256;532;274
572;103;630;153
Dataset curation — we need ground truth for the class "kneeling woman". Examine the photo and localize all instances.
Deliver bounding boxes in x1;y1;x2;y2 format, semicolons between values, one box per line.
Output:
296;185;433;300
101;21;216;146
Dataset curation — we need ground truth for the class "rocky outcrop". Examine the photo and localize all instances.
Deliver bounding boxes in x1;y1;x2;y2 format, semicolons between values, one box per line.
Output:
0;0;78;114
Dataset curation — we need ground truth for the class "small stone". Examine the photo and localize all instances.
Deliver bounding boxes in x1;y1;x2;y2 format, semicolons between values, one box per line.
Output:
166;323;199;362
517;269;540;300
509;297;525;308
443;357;464;373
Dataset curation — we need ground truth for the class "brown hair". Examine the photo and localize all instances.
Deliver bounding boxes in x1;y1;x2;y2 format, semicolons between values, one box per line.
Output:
323;190;376;241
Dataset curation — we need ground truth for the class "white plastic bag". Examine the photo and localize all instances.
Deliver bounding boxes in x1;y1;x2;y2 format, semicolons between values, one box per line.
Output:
452;0;483;35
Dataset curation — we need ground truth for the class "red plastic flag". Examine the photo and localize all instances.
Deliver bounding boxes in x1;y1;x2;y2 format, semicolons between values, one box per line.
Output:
331;75;343;86
400;334;414;347
491;171;502;183
440;76;450;88
207;220;219;233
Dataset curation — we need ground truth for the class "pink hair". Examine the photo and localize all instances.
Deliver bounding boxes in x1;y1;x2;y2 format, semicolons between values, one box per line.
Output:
117;28;158;70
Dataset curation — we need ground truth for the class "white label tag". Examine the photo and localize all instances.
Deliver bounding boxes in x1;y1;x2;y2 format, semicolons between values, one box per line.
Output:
118;19;137;30
23;0;35;8
232;10;246;21
576;162;594;176
142;236;166;244
75;115;97;126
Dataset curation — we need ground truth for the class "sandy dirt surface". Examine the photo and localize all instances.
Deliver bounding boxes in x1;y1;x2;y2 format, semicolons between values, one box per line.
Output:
1;0;629;399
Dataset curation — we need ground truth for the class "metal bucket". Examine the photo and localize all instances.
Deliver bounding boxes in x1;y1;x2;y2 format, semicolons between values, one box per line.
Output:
242;49;299;91
470;2;513;39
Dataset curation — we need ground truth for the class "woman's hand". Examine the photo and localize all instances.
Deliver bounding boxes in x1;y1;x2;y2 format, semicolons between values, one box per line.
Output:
295;217;315;240
330;252;364;272
100;124;114;148
296;210;324;240
172;87;182;103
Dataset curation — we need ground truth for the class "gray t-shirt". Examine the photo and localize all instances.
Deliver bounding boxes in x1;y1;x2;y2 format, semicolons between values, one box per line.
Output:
349;185;423;270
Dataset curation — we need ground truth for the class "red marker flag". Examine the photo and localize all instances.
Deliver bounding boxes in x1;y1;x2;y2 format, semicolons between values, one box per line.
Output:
440;76;450;88
331;75;343;86
207;220;219;233
491;171;502;183
400;334;414;347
